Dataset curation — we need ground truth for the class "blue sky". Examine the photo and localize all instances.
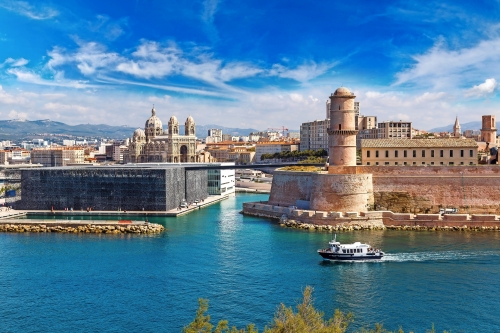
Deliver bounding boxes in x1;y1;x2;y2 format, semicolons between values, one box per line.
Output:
0;0;499;130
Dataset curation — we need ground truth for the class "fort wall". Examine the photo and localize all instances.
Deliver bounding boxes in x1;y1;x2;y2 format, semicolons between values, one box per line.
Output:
327;165;500;214
268;171;373;212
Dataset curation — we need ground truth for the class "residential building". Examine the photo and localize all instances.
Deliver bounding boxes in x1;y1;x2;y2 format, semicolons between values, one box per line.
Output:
255;142;299;162
361;138;478;166
378;121;413;139
31;147;85;167
300;119;329;151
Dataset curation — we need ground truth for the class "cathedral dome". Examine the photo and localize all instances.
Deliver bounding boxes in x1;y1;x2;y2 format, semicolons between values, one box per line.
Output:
333;87;352;96
133;128;145;138
185;115;195;136
145;107;163;130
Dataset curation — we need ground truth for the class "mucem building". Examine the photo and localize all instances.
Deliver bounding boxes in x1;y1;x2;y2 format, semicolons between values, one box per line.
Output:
18;165;208;211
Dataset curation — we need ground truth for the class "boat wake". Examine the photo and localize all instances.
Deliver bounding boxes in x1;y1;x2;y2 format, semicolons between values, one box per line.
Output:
383;250;498;262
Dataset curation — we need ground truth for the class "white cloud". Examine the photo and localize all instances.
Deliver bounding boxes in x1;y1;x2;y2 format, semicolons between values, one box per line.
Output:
0;57;28;68
269;61;337;82
7;68;92;89
8;110;27;119
465;78;497;98
43;102;89;113
0;1;58;20
395;38;500;89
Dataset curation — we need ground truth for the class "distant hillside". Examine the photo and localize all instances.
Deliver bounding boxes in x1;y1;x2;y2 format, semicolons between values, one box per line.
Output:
0;119;260;141
428;121;500;133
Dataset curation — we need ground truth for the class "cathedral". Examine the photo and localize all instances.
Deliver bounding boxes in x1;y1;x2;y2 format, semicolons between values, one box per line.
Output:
127;107;202;163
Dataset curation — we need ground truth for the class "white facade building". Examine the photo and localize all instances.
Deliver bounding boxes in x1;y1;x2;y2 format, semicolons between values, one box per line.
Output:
207;162;236;195
300;119;329;151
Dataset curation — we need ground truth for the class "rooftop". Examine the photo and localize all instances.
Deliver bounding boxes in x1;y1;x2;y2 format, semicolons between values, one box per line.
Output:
361;138;478;148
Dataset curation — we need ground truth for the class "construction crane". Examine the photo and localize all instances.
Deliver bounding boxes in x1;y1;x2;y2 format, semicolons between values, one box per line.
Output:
267;126;289;137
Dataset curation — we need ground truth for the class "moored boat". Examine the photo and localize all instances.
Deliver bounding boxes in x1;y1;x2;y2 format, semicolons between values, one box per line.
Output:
318;235;384;260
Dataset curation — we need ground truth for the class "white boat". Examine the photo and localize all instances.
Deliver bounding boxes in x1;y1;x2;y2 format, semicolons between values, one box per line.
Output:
317;235;384;261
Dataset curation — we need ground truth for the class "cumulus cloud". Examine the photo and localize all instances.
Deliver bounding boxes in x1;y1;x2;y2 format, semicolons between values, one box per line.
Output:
465;78;497;97
0;1;58;20
48;42;121;76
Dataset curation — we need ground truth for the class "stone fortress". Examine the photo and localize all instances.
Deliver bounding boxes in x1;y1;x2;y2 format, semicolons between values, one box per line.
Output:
244;87;500;228
127;107;198;163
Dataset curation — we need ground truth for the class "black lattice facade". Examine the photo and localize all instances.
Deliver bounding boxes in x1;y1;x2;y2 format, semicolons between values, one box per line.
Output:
18;166;208;211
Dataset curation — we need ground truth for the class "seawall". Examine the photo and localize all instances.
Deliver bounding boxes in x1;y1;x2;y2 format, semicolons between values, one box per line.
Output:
242;202;500;231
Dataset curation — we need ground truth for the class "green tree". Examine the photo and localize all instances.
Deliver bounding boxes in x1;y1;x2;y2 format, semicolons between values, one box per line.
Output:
264;286;352;333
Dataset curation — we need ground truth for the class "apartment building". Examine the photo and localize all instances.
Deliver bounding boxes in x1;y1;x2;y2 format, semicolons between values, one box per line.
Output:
255;142;299;161
31;147;85;167
300;119;329;151
378;121;413;139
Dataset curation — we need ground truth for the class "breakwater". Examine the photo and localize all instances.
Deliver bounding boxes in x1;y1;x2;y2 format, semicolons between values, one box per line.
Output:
0;220;164;234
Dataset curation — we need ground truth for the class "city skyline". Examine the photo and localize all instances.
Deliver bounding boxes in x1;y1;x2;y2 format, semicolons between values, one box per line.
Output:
0;0;499;129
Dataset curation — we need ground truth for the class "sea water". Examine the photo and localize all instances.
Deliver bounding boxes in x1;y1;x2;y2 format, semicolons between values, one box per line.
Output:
0;193;499;332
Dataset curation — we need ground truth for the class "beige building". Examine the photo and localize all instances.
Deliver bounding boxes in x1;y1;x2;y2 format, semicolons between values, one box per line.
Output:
31;147;85;167
361;138;478;166
255;142;299;162
378;121;413;139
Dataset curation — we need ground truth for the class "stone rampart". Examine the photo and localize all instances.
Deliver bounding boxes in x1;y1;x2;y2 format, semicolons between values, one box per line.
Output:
326;165;500;214
268;171;373;213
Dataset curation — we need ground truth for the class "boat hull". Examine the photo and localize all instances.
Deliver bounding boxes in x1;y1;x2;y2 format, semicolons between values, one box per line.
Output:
318;251;384;261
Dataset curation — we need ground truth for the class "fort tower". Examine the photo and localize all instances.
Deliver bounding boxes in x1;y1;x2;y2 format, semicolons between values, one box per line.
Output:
328;87;358;166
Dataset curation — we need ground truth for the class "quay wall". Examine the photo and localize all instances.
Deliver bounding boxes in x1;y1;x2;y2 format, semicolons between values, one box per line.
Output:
242;202;500;229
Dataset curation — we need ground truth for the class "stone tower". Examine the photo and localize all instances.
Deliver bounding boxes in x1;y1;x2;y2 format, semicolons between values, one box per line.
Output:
328;87;358;166
453;116;461;137
481;115;497;143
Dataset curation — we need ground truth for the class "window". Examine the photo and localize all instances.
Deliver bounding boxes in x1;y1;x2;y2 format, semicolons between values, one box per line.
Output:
395;162;398;165
470;150;473;157
404;162;407;165
450;150;454;157
376;150;379;158
449;162;454;165
440;150;444;157
470;162;474;165
460;150;464;157
367;150;371;158
422;150;426;157
422;162;425;165
395;150;399;158
376;162;379;165
366;162;370;165
404;150;407;158
431;162;434;165
413;162;416;165
385;162;389;165
385;150;389;158
460;162;464;165
440;162;444;165
431;150;435;158
413;150;416;157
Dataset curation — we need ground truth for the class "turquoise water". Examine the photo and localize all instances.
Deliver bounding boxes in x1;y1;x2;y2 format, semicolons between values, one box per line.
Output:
1;193;500;332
